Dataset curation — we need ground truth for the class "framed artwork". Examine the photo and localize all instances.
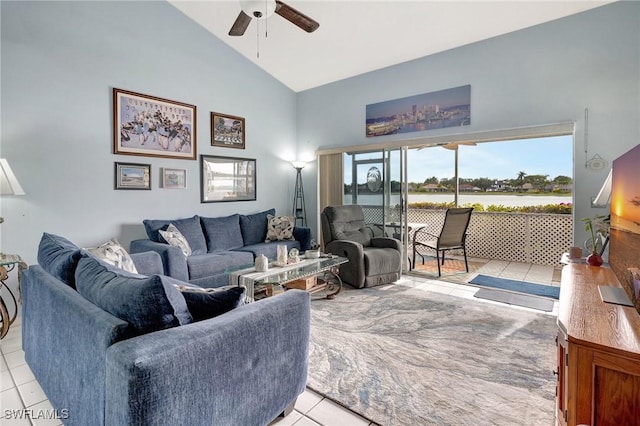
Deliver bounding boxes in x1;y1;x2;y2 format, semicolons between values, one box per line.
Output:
115;162;151;190
366;84;471;137
200;155;256;203
210;112;245;149
162;168;187;189
113;88;197;160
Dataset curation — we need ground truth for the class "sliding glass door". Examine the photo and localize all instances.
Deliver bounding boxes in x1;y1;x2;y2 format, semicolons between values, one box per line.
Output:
344;148;409;270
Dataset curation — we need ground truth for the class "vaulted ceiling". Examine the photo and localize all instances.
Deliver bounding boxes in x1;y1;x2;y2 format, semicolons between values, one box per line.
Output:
170;1;614;92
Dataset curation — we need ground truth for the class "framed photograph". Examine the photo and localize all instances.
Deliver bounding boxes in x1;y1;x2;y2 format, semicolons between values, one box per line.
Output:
113;88;197;160
115;162;151;190
162;168;187;189
211;112;245;149
366;84;471;137
200;155;256;203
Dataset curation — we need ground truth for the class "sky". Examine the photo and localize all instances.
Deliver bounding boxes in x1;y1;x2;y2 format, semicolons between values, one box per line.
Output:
410;135;573;182
345;135;573;184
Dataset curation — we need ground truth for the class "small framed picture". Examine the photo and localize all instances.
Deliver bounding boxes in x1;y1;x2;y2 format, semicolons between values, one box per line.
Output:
211;112;245;149
115;162;151;190
162;168;187;189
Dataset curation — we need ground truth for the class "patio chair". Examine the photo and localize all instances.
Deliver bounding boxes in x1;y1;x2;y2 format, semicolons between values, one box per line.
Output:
412;207;473;276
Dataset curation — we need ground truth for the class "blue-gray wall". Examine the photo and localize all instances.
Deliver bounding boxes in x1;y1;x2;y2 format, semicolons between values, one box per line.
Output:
1;1;299;264
1;1;639;267
297;1;640;244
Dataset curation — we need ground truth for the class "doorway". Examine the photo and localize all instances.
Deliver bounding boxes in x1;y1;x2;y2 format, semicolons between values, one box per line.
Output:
343;149;410;269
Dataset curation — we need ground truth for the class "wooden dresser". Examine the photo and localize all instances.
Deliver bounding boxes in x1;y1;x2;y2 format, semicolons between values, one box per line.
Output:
556;264;640;426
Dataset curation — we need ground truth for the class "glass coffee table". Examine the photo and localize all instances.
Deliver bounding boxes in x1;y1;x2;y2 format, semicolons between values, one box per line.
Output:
227;255;348;302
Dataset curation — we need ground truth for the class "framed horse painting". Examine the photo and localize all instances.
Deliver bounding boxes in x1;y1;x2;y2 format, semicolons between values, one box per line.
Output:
113;88;197;160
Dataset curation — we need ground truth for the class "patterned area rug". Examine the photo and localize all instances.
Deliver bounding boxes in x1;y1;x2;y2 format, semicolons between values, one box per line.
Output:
308;285;557;426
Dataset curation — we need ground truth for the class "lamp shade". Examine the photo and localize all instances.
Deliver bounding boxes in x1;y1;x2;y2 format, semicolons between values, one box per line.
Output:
291;161;307;170
0;159;25;195
592;169;612;207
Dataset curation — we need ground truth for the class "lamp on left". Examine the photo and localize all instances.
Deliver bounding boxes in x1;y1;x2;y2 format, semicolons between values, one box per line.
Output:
0;158;25;196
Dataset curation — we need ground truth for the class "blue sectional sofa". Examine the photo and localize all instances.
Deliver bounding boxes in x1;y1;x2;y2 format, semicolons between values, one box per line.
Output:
22;233;310;426
131;209;311;288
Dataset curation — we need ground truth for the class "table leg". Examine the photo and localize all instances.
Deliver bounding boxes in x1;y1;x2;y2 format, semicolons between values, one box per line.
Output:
0;265;19;339
322;266;342;300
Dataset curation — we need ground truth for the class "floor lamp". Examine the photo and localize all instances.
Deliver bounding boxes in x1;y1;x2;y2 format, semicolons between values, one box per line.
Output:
291;161;307;227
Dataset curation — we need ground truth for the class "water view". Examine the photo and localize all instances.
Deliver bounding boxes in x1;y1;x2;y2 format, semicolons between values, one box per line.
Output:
345;193;572;207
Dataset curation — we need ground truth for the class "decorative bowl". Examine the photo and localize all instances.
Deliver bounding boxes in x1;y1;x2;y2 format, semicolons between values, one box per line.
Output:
306;250;321;259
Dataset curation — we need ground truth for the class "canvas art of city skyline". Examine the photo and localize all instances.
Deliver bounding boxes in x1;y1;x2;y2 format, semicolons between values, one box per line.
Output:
366;85;471;137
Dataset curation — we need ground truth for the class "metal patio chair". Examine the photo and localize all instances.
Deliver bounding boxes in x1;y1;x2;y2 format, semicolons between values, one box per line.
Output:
412;207;473;276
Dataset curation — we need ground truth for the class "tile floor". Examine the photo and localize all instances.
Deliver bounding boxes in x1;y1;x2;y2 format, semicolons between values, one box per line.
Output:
1;260;559;426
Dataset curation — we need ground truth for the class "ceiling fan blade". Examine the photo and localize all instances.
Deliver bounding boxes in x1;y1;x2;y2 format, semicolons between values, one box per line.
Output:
229;11;252;36
441;141;477;150
275;0;319;33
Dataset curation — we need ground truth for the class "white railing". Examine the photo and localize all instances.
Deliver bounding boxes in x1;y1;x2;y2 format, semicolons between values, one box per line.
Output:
362;207;572;266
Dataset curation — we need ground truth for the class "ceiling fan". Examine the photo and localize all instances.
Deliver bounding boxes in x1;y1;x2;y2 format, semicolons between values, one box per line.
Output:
440;141;476;150
229;0;320;36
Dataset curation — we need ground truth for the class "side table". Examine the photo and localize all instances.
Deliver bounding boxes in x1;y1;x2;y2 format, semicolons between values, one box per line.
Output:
1;254;27;339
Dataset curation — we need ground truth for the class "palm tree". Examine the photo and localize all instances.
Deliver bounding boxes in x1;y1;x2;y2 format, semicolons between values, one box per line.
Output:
517;171;526;181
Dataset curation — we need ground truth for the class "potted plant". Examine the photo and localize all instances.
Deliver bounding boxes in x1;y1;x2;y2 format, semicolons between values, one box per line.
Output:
580;214;610;266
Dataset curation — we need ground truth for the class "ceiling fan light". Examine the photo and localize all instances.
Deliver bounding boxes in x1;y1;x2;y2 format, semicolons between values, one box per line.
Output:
240;0;276;20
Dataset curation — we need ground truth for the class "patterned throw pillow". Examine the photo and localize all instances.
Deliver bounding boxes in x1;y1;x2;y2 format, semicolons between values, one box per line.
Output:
159;223;192;256
86;239;138;274
265;214;296;242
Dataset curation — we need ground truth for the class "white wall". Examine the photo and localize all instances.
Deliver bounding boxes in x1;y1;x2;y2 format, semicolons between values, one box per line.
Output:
297;1;640;246
1;1;299;264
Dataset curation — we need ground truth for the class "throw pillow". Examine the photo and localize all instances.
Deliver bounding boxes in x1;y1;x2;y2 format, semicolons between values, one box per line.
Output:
143;215;207;254
265;214;296;242
75;256;192;335
159;223;192;256
174;284;246;322
86;238;138;274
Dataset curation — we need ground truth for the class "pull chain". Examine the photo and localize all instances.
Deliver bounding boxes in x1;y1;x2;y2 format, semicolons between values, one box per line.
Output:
265;0;269;38
256;19;260;59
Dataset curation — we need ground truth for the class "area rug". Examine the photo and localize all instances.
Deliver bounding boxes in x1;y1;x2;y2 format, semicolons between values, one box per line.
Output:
474;288;555;312
469;274;560;299
308;285;557;426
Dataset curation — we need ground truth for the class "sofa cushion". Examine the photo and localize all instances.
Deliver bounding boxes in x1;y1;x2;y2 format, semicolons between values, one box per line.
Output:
173;285;246;322
159;224;192;256
239;208;275;246
75;256;192;334
235;240;300;260
143;215;207;255
86;238;138;274
201;214;244;252
37;232;83;288
186;251;254;281
265;214;296;242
